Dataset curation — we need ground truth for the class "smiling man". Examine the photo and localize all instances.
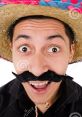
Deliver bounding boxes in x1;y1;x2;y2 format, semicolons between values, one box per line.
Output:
11;16;75;112
0;1;82;117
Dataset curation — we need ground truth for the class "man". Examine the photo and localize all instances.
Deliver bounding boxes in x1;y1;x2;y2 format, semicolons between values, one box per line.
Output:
0;1;82;117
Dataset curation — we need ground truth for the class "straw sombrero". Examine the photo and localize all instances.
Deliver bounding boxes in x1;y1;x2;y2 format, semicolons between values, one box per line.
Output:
0;0;82;62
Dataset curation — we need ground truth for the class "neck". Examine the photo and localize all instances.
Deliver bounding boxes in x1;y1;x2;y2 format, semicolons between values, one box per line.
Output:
36;102;51;113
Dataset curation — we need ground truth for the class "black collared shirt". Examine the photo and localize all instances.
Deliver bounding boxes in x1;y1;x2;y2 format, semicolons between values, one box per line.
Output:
0;77;82;117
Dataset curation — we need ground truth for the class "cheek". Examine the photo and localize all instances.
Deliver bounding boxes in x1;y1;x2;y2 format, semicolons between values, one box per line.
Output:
12;49;29;74
46;54;69;74
13;59;29;74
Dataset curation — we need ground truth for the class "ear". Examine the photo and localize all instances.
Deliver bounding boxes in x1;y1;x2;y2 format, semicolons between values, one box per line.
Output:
68;44;75;63
9;42;13;52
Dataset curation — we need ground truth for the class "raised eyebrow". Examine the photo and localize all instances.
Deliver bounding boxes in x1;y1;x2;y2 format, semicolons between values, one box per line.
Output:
15;35;31;41
47;34;64;40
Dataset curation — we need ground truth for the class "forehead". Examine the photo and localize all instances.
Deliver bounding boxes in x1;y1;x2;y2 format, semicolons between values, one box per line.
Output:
12;18;70;45
14;19;65;31
13;19;70;47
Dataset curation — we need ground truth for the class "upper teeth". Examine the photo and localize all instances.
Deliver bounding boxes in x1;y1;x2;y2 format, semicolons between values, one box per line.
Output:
29;81;49;87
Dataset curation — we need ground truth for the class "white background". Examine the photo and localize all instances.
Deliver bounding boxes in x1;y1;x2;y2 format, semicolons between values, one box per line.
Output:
0;58;82;87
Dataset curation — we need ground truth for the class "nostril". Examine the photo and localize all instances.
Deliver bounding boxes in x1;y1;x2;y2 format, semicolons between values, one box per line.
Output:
27;60;49;77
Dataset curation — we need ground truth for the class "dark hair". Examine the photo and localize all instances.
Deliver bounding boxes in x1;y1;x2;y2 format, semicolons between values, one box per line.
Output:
7;15;76;44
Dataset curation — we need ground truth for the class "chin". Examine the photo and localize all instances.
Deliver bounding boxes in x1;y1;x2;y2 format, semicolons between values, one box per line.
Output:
30;95;49;104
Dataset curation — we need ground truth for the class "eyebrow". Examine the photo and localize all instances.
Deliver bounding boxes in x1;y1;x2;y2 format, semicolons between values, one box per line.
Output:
15;34;64;41
47;34;64;40
15;35;31;41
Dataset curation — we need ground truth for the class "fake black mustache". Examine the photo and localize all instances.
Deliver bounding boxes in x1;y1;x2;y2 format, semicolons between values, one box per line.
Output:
12;70;72;83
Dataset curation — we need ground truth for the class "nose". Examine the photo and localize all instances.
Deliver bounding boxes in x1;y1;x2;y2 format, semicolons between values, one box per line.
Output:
28;54;49;76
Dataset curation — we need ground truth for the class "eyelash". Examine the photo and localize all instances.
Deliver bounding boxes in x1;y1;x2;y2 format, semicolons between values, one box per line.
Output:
18;45;31;53
48;46;60;53
17;44;61;55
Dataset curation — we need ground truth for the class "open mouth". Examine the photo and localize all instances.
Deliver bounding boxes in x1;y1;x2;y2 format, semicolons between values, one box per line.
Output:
28;81;51;92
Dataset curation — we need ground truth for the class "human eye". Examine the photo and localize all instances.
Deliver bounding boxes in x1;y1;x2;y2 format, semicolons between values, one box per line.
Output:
19;45;31;53
48;46;60;53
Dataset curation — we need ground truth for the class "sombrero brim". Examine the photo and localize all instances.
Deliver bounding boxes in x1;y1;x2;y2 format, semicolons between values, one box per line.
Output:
0;4;82;62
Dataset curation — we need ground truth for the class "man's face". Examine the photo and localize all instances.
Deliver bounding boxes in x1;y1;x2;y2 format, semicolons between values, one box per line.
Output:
11;19;74;105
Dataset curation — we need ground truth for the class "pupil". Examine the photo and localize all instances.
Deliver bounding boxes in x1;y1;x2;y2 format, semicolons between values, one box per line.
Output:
52;48;57;52
22;47;27;52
